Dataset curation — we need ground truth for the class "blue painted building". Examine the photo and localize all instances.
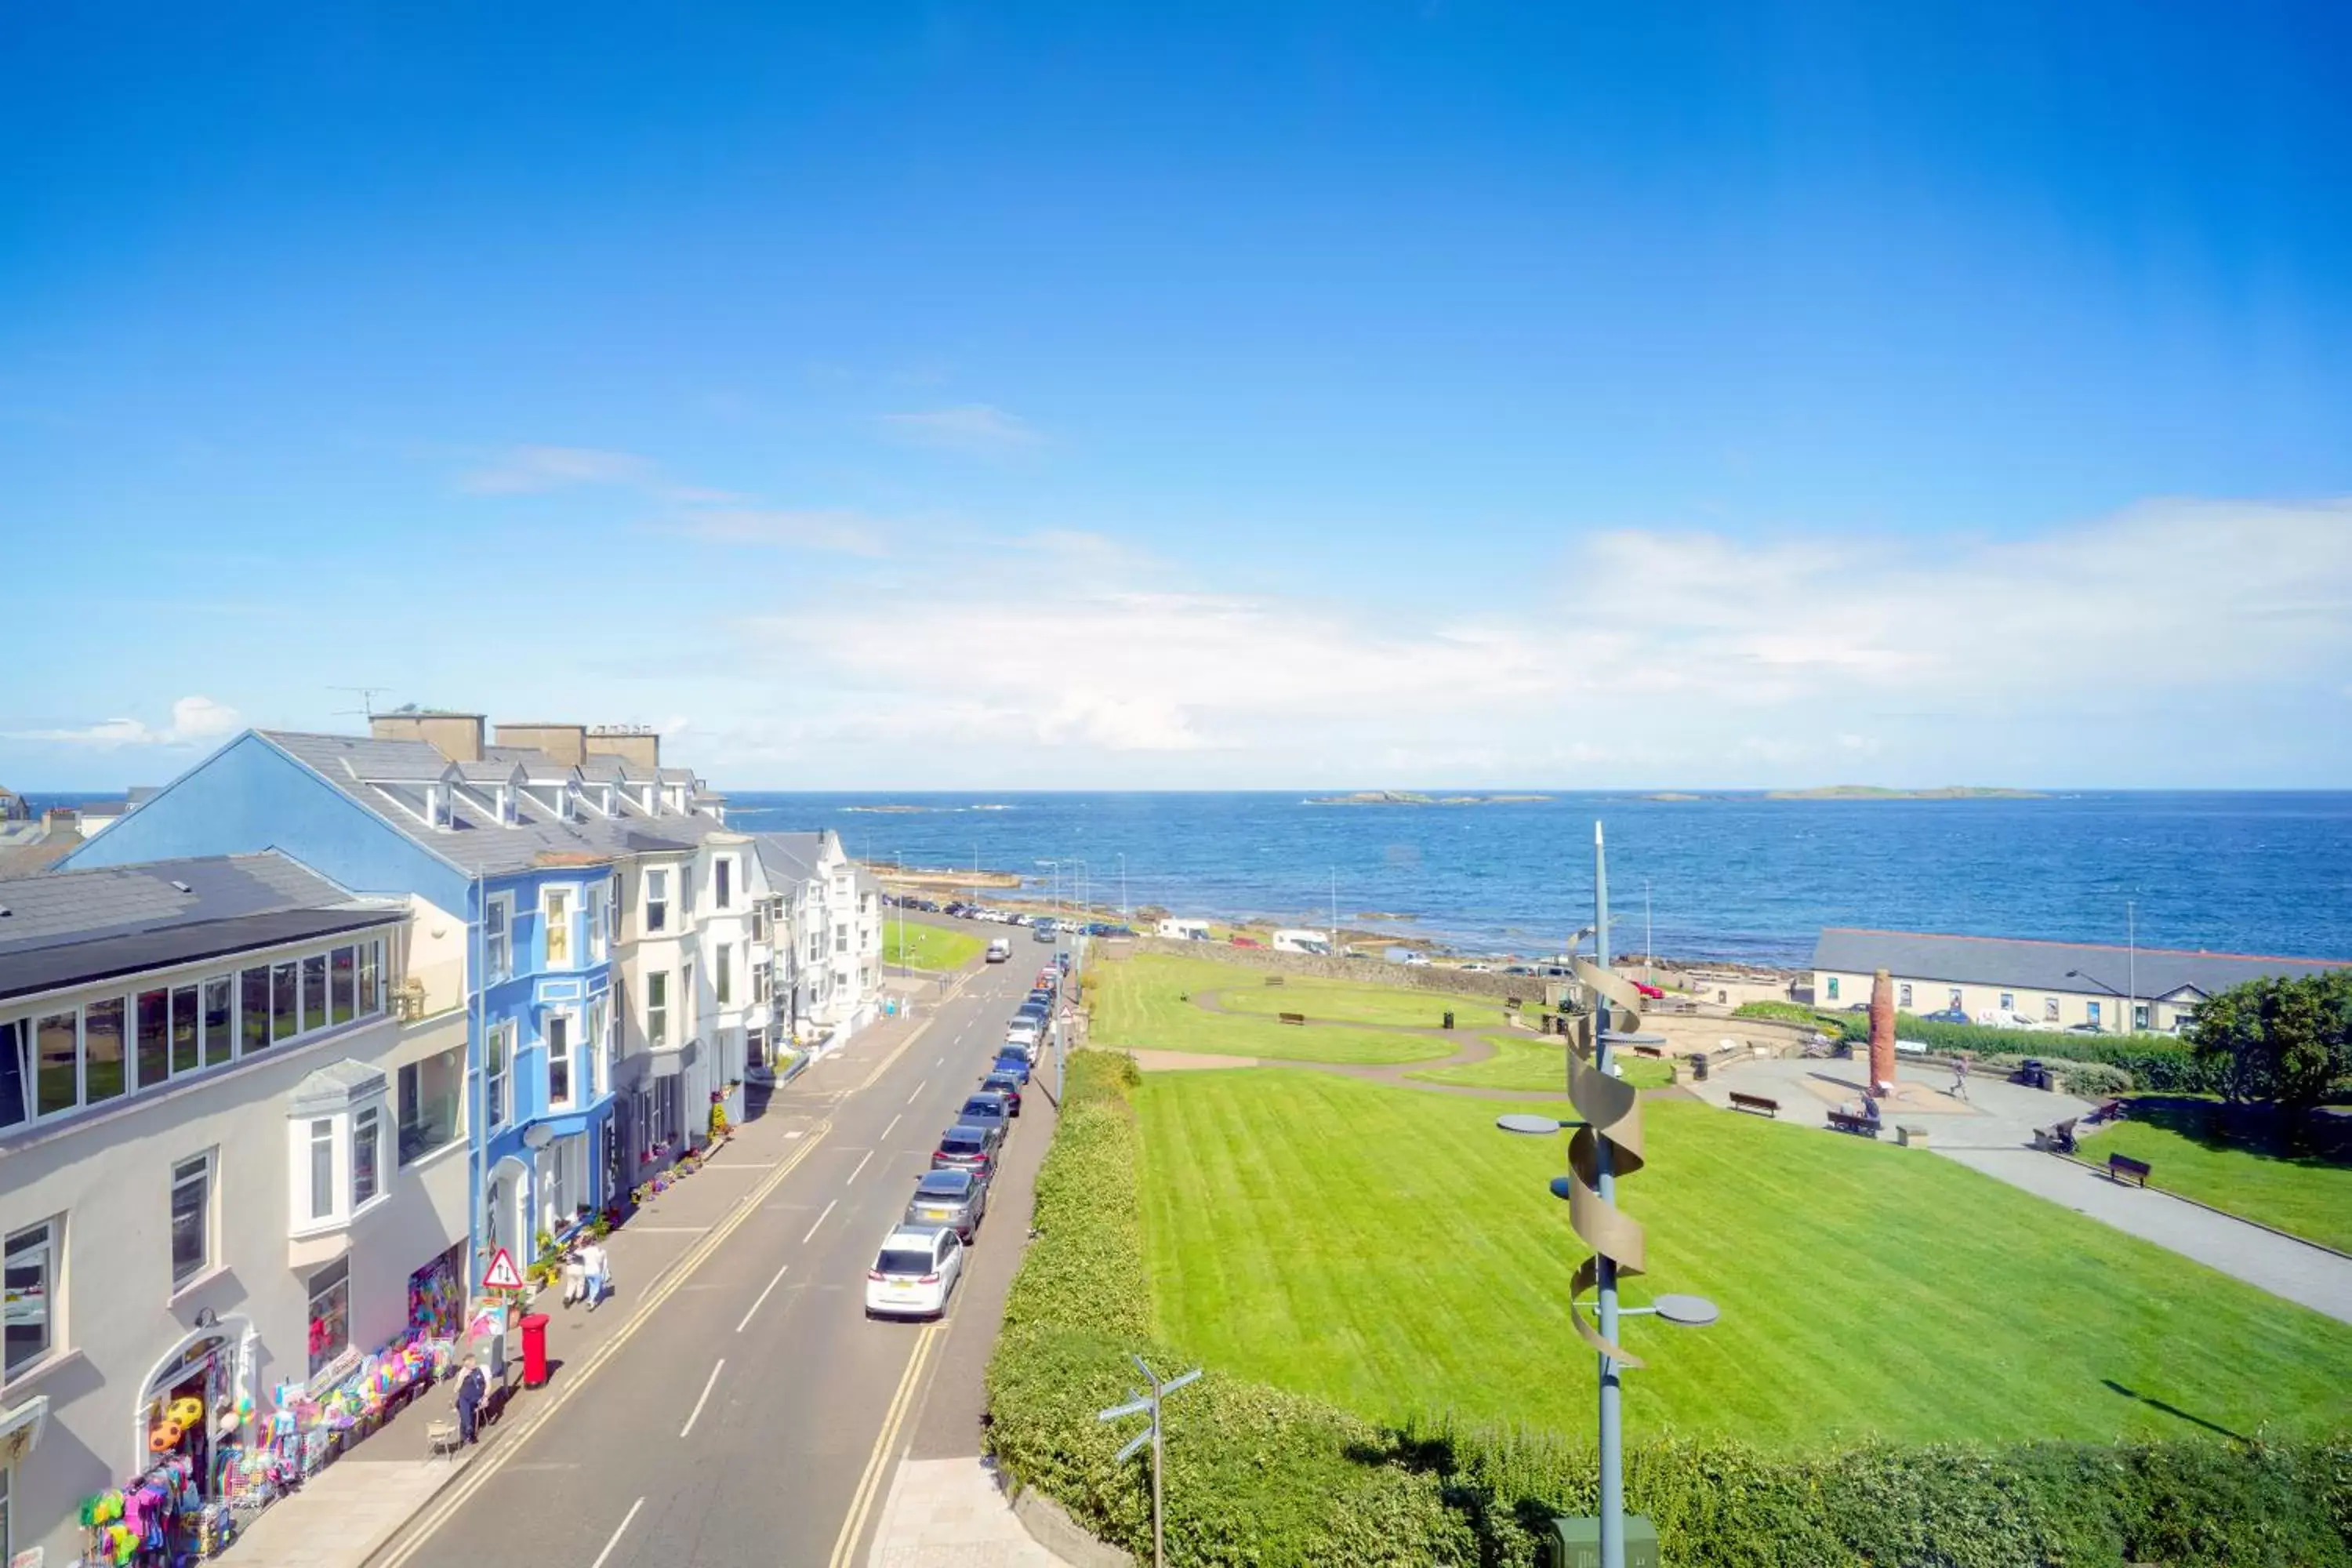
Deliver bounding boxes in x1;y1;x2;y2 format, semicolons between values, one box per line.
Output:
56;720;703;1284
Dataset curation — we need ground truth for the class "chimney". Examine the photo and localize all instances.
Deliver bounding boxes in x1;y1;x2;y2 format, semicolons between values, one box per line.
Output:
584;725;660;771
493;723;589;768
371;710;485;764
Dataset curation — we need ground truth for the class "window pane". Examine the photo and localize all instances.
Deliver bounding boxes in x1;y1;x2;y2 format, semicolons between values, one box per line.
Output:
397;1045;463;1163
302;956;327;1033
353;1110;379;1206
358;942;380;1015
138;989;172;1090
3;1222;55;1378
0;1021;24;1128
546;892;569;964
84;998;126;1104
171;986;201;1076
547;1016;570;1105
310;1120;336;1218
171;1160;209;1287
307;1258;350;1377
331;947;356;1025
203;978;234;1066
242;967;272;1053
271;963;299;1042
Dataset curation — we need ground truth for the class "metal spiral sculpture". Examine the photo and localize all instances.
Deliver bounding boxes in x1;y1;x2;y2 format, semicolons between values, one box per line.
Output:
1565;954;1649;1367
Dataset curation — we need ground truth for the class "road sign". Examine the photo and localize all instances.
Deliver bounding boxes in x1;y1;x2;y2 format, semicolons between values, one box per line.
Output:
1097;1398;1152;1422
481;1247;525;1290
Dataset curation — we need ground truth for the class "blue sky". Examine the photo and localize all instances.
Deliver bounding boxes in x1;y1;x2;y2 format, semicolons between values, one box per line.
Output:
4;2;2348;790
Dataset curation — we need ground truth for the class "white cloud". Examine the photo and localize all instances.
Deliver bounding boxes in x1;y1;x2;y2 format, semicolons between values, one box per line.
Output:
709;495;2352;787
461;445;654;494
7;695;243;748
877;404;1042;455
661;507;889;557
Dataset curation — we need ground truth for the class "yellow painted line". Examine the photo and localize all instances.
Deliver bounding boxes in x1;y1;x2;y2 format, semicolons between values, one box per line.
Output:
372;1115;836;1568
827;1319;942;1568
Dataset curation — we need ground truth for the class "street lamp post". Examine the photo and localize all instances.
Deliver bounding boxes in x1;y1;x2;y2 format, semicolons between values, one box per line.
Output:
1117;852;1127;918
2127;898;2137;1033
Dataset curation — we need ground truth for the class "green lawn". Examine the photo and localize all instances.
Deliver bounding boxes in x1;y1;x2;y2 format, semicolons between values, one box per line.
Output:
2086;1098;2352;1253
1407;1035;1675;1093
1090;953;1457;1065
1135;1069;2352;1447
1210;978;1512;1031
881;920;985;971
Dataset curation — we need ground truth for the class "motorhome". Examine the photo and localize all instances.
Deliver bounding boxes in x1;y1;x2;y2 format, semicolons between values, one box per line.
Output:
1272;927;1332;956
1156;917;1212;941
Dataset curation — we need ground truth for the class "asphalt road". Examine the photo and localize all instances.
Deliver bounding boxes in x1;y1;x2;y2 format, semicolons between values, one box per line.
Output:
373;931;1066;1568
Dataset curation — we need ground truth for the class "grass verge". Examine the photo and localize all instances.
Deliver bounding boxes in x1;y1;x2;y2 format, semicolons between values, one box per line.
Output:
2085;1097;2352;1253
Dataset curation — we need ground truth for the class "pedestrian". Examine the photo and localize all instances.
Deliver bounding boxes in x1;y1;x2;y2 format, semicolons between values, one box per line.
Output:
1951;1054;1970;1102
561;1247;587;1308
580;1239;612;1309
454;1356;486;1446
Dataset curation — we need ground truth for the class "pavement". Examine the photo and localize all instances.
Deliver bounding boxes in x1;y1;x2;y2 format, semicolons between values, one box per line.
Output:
1697;1051;2352;1324
216;928;1083;1568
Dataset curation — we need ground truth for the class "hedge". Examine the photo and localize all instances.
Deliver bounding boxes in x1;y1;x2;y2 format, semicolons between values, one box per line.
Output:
985;1049;2350;1566
1834;1013;2218;1093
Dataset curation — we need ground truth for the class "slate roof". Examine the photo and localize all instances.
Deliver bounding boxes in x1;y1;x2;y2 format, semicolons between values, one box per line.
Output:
1810;927;2350;1000
0;851;401;1000
753;831;824;884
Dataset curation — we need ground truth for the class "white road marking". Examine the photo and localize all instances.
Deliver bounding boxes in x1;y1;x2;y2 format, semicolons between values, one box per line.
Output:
906;1080;927;1105
736;1261;791;1333
802;1199;838;1244
880;1113;901;1141
845;1149;875;1185
590;1497;645;1568
678;1359;726;1439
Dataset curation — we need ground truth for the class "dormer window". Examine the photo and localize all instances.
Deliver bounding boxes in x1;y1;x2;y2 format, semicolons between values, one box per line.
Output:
430;785;453;828
499;785;518;825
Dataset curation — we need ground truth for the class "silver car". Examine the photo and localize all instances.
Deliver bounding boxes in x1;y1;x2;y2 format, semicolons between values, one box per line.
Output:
903;1167;988;1240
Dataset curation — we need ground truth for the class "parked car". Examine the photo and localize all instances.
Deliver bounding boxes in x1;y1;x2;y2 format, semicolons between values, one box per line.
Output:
1632;980;1665;1000
957;1091;1014;1138
931;1123;1000;1178
1503;964;1534;975
1025;988;1054;1009
1398;952;1430;967
2064;1021;2107;1035
991;1050;1032;1084
1459;962;1493;973
1004;1021;1042;1051
1230;935;1262;948
866;1225;964;1319
981;1069;1025;1113
985;938;1011;964
904;1168;988;1240
1922;1007;1972;1025
1034;923;1058;943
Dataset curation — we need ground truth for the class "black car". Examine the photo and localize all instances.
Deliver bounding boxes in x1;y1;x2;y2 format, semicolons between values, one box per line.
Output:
980;1069;1025;1113
958;1092;1014;1138
931;1123;1000;1178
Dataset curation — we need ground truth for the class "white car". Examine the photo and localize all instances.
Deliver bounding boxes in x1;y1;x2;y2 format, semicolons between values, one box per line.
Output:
985;938;1011;963
866;1226;964;1319
1004;1020;1041;1049
1397;951;1430;967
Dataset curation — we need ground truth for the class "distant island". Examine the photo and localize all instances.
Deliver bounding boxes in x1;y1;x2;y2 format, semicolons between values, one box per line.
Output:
1305;791;1554;807
1642;786;2045;802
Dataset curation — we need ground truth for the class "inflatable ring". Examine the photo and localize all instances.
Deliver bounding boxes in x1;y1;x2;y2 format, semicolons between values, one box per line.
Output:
168;1396;205;1428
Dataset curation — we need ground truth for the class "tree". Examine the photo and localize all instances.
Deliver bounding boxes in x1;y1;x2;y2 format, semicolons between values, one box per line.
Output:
2189;972;2352;1122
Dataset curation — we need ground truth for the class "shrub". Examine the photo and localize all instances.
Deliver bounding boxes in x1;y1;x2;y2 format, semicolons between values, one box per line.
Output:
1838;1013;2216;1092
987;1051;2351;1566
1731;1000;1843;1029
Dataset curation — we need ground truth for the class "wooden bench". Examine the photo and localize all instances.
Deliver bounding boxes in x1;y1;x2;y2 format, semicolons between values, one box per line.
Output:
1826;1109;1880;1138
2107;1152;2152;1188
1728;1091;1779;1118
1277;1012;1305;1025
1633;1044;1665;1059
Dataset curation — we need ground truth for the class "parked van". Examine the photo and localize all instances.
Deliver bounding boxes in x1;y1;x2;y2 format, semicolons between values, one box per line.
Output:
1271;928;1332;956
1156;918;1212;941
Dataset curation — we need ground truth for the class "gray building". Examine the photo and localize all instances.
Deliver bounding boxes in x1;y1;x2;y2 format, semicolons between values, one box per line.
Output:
1810;927;2350;1034
1;854;467;1567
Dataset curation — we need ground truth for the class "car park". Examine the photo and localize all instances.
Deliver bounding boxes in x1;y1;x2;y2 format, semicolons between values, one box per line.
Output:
957;1091;1014;1138
904;1168;988;1240
932;1123;1001;1178
866;1225;964;1319
981;1069;1025;1113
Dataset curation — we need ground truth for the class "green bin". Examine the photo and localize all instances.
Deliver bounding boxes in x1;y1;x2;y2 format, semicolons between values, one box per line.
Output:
1537;1516;1660;1568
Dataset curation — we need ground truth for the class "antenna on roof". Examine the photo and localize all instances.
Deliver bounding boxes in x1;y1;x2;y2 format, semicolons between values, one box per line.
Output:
330;686;394;720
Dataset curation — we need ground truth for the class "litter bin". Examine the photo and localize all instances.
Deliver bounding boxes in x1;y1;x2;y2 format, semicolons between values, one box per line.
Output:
1538;1516;1660;1568
1688;1052;1708;1083
1443;1011;1455;1030
519;1312;551;1388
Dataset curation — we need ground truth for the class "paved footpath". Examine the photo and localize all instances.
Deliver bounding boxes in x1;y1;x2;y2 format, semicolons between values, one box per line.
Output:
1697;1052;2352;1325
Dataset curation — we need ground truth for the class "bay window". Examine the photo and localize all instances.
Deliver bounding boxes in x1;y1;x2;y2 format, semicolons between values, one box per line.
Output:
397;1044;464;1163
486;1022;512;1128
547;1013;573;1109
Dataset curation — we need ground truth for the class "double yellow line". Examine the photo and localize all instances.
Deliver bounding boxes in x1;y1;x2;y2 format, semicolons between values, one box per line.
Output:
827;1318;943;1567
372;1116;836;1568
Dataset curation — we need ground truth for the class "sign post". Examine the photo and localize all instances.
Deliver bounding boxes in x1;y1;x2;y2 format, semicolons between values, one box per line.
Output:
481;1247;524;1291
1098;1356;1201;1568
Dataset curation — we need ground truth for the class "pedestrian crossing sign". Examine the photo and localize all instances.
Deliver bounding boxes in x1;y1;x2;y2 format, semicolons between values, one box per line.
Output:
481;1247;525;1290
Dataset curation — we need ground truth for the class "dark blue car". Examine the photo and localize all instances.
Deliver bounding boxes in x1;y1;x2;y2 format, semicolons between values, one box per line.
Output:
991;1050;1031;1084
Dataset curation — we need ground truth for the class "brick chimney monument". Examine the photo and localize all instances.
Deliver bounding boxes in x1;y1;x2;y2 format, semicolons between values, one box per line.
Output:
1868;967;1897;1098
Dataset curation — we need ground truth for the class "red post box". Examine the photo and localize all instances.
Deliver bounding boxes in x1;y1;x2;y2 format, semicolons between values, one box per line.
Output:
519;1312;551;1388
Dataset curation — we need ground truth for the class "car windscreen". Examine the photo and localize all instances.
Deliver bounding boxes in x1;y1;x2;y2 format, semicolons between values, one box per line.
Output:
984;1074;1018;1090
916;1171;970;1196
961;1098;1001;1117
877;1248;935;1276
941;1130;986;1152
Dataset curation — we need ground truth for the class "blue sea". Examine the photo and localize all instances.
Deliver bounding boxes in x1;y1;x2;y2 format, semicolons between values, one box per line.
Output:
717;791;2352;969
